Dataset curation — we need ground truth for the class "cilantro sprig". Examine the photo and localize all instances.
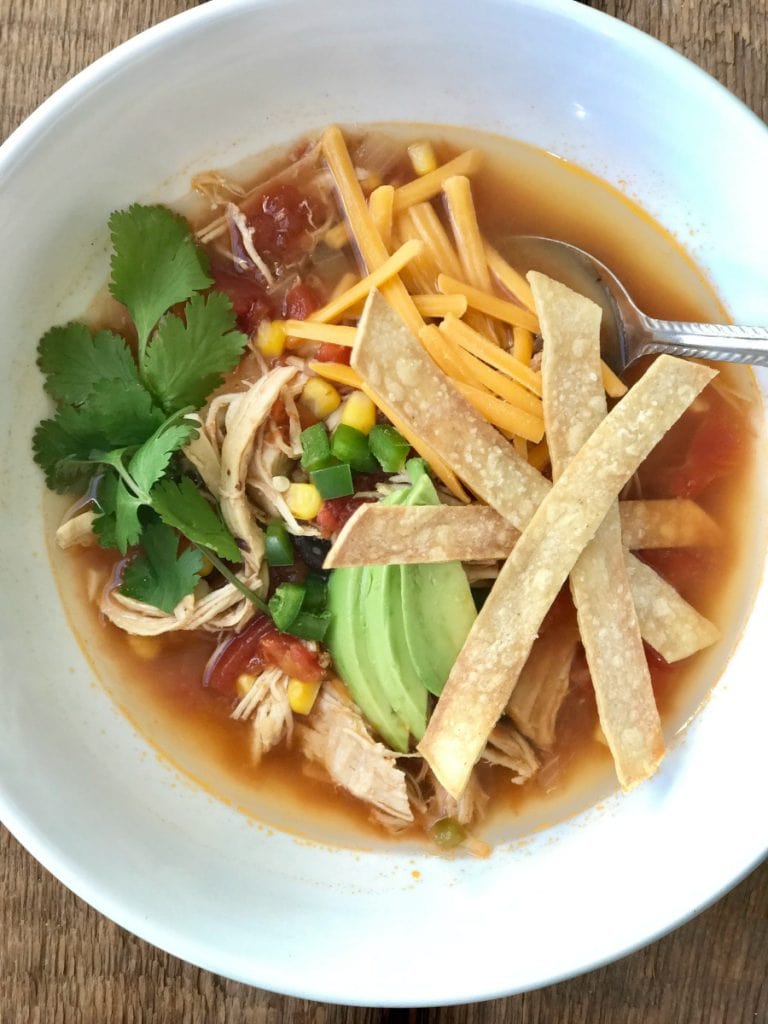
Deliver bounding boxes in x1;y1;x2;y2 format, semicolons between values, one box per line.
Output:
33;204;253;613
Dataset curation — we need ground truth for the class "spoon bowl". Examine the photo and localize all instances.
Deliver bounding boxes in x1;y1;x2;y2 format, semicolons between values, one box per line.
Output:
502;236;768;373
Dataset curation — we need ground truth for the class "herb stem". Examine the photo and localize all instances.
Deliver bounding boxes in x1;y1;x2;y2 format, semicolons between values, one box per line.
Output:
196;545;269;613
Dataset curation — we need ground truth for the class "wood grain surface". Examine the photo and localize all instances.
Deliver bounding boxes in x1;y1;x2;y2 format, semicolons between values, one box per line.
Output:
1;1;767;1021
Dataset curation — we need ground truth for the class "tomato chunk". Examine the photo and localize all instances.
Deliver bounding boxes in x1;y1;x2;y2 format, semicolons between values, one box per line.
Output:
315;343;352;365
245;183;323;262
210;265;273;335
283;281;321;320
315;496;371;538
203;614;324;693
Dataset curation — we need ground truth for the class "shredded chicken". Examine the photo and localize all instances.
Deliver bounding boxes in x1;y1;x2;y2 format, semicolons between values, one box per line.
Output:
231;668;293;764
218;365;299;571
297;685;413;827
483;720;539;783
55;509;97;549
100;568;265;636
428;771;488;827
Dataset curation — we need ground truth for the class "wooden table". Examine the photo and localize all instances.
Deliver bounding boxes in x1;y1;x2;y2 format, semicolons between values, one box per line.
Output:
1;1;767;1020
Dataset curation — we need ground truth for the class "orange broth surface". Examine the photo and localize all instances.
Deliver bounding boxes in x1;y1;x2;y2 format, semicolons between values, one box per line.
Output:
46;126;762;851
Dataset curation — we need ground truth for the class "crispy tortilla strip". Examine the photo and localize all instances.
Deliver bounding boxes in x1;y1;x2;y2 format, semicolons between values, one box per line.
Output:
625;556;720;661
416;353;714;796
323;504;518;568
534;271;663;789
322;498;717;568
353;291;719;662
620;498;722;549
507;619;580;750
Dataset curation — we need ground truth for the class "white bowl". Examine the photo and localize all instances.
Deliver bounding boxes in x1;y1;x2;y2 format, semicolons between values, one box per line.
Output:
1;0;767;1005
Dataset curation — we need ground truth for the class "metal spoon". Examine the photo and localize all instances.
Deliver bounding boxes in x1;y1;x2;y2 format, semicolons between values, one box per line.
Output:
501;235;768;373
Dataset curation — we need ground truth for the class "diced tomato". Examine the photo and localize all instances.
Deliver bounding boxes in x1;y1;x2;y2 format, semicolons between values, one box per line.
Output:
258;632;324;683
315;343;352;365
245;183;322;262
315;496;372;538
659;405;743;499
283;281;321;321
203;614;324;693
210;264;273;335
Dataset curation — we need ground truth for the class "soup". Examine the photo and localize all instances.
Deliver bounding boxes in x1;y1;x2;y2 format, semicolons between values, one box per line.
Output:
39;125;759;853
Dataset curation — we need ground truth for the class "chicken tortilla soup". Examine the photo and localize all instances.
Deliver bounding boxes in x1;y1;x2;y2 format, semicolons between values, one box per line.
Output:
37;125;759;854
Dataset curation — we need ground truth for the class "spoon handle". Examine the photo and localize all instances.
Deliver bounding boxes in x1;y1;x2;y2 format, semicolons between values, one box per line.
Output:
636;315;768;367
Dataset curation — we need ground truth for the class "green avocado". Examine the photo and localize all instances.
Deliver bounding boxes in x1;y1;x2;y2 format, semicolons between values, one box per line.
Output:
362;489;428;740
398;473;478;696
326;467;477;749
326;564;410;753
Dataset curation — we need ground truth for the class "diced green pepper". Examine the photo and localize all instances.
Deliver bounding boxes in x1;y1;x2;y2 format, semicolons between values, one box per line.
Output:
300;423;335;473
265;520;294;566
285;609;331;642
331;424;377;473
268;582;305;631
302;572;328;613
310;462;354;499
369;424;411;472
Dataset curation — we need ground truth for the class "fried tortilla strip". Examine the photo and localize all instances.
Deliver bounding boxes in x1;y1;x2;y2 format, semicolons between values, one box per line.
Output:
352;291;718;662
507;618;580;750
620;498;722;549
416;353;715;797
534;271;663;789
323;504;519;568
624;556;720;662
323;499;720;568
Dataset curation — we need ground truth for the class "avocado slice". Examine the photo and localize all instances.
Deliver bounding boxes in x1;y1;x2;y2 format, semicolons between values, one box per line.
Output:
399;475;478;696
361;489;428;739
326;469;477;748
326;565;410;752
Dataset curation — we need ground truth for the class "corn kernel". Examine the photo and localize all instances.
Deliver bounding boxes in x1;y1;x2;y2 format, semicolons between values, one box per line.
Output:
237;672;258;699
255;320;286;358
301;377;341;419
286;482;323;520
340;390;377;435
408;141;438;177
127;635;164;660
287;678;322;715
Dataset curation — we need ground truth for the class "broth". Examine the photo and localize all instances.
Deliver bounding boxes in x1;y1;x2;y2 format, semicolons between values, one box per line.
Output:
46;125;761;850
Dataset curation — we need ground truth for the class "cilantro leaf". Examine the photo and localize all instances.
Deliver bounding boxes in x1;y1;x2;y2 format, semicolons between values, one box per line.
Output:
37;323;140;406
120;521;203;613
33;379;165;497
109;205;212;359
67;380;165;448
32;417;95;493
127;411;199;495
151;476;241;561
101;411;199;553
92;471;119;549
143;292;248;413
